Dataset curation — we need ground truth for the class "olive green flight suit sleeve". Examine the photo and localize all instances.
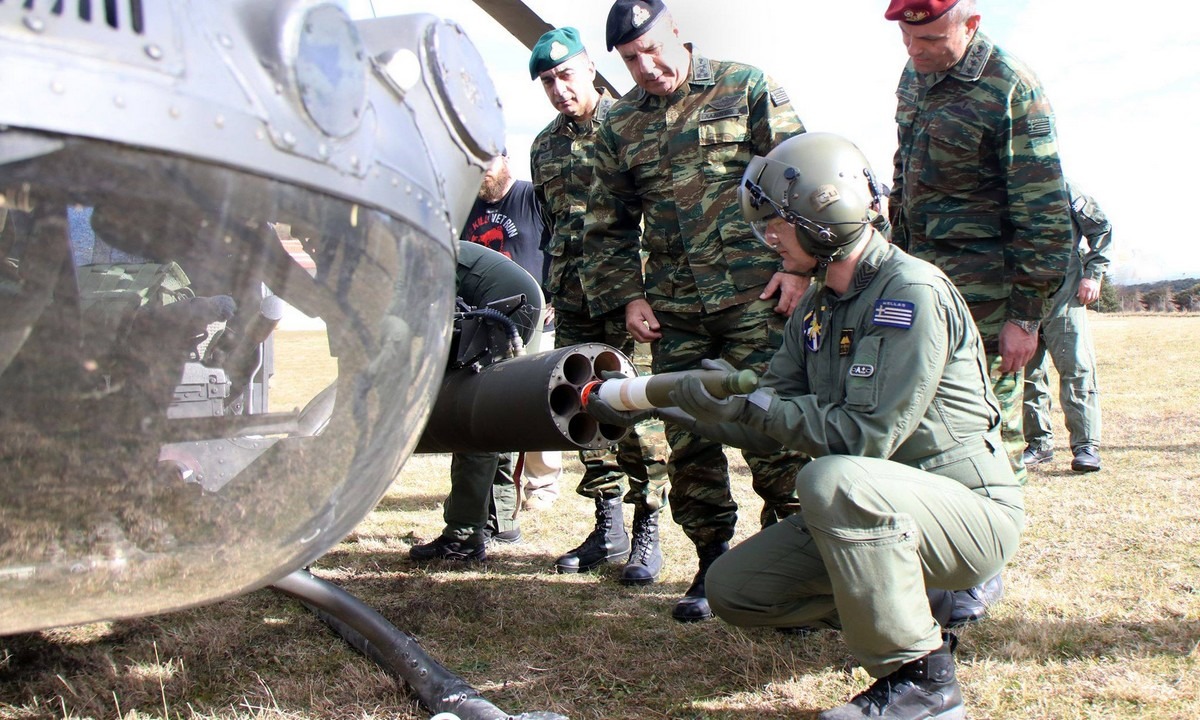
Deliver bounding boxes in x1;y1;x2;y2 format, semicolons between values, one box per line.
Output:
1071;190;1113;282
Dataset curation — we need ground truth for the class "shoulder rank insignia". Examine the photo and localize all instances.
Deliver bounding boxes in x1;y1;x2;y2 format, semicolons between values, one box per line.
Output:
873;299;915;329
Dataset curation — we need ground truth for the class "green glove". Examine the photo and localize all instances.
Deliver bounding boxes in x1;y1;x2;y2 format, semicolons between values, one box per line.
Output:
698;357;738;374
670;373;747;425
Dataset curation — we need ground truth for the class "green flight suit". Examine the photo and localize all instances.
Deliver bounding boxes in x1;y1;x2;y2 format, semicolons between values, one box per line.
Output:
701;234;1024;678
1023;184;1111;452
439;242;542;542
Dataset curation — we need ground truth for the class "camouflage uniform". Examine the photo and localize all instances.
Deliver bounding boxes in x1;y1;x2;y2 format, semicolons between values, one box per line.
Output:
582;48;807;546
1023;185;1112;454
889;30;1074;482
531;88;670;510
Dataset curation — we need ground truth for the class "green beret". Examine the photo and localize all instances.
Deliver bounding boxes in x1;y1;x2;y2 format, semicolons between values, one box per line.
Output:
529;27;586;80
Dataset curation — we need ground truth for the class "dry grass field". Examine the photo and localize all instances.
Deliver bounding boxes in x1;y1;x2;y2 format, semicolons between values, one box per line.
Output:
2;313;1198;719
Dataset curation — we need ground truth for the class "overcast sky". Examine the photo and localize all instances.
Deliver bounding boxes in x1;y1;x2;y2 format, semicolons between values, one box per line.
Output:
348;0;1200;285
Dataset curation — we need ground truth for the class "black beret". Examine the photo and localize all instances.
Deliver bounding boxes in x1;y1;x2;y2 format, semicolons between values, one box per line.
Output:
605;0;666;52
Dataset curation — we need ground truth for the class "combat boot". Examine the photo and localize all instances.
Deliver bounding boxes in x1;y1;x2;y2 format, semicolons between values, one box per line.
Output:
620;506;662;586
672;541;728;622
946;574;1004;628
555;496;629;573
409;535;486;563
818;634;964;720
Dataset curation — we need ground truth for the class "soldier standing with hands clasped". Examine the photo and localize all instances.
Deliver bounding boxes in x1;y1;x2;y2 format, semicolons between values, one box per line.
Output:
528;27;671;585
886;0;1073;625
582;0;809;622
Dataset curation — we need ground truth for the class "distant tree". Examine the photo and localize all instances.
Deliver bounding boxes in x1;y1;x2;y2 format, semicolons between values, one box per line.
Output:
1172;290;1195;312
1096;272;1121;313
1140;288;1168;312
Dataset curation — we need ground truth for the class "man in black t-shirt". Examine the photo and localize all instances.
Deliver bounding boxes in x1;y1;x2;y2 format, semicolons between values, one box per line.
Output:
460;153;549;287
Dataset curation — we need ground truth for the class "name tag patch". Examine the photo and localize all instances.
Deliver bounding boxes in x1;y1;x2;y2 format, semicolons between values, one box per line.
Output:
873;299;915;329
849;364;875;378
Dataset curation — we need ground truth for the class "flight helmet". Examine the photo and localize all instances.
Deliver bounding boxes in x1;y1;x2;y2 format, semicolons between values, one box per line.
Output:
739;132;882;262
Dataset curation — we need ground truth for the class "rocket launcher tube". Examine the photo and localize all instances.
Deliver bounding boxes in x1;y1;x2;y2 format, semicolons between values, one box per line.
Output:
584;368;759;411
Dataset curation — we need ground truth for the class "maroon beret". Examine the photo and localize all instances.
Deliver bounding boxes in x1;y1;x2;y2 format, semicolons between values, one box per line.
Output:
884;0;962;24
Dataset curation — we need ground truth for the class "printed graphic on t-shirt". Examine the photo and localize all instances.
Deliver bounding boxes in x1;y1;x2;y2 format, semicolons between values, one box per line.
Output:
464;210;520;260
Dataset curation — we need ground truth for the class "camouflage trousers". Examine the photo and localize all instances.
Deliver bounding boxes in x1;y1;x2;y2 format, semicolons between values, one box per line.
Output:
555;306;670;510
988;355;1028;486
652;299;806;546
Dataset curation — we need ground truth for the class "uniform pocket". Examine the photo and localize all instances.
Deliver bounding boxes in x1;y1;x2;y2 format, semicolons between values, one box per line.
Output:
720;220;774;291
845;335;882;412
919;116;984;193
698;98;750;182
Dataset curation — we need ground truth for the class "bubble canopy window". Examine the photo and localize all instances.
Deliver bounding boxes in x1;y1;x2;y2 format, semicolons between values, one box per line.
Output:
0;133;455;632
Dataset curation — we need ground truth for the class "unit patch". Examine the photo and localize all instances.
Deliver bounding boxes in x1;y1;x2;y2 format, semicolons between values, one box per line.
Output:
873;299;915;329
802;307;823;352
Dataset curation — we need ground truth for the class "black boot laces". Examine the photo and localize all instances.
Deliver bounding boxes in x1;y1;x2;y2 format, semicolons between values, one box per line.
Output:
629;516;655;562
857;669;916;713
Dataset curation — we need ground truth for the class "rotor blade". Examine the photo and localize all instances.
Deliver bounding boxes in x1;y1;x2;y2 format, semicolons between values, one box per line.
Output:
471;0;620;97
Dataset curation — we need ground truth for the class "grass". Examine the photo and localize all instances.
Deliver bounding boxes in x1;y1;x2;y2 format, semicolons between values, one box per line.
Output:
2;313;1199;719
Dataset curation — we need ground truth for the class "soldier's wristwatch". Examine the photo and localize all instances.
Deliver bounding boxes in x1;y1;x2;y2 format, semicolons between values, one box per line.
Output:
1009;318;1040;335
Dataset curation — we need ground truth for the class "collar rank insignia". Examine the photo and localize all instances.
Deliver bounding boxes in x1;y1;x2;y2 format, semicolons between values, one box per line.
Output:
803;308;823;352
873;299;915;329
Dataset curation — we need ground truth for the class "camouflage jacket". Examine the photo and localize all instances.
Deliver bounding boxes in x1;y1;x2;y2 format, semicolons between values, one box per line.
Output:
888;31;1073;348
530;88;615;314
1044;183;1113;318
581;47;805;316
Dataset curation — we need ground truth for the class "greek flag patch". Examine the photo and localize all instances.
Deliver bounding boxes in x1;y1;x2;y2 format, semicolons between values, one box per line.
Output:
1028;115;1052;137
770;87;790;107
873;299;915;329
